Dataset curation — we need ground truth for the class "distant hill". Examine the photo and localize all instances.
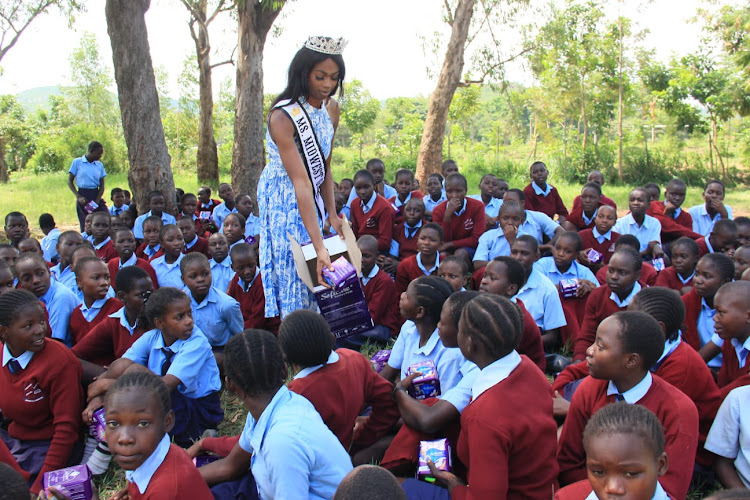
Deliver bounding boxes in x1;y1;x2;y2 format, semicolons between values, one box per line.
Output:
16;86;63;112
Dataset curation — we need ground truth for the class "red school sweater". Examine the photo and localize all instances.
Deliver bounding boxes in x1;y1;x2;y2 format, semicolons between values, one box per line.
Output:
572;193;617;211
183;236;210;256
71;308;147;366
557;375;698;500
107;257;159;291
391;220;424;260
128;443;213;500
647;200;701;242
523;182;569;219
395;253;438;297
696;237;714;258
680;288;704;351
654;266;693;293
595;262;657;288
431;197;486;249
0;339;83;493
565;206;597;231
69;297;123;346
573;285;631;362
135;242;164;262
94;239;119;263
717;336;750;390
516;299;546;372
579;229;619;265
287;349;400;449
350;194;395;252
362;268;400;336
451;358;558;500
388;191;424;224
226;273;280;334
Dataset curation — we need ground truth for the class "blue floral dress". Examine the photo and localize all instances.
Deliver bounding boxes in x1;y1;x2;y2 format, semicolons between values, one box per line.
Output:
258;97;334;318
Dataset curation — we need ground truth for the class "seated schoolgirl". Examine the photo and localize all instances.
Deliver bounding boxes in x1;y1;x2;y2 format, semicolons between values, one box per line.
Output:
595;234;658;287
107;228;158;290
389;168;424;225
150;225;186;288
578;205;619;271
423;173;446;220
467;174;502;230
385;198;426;275
705;384;750;490
564;182;603;232
134;216;163;261
221;212;247;250
438;255;467;292
394;223;443;297
655;236;699;294
49;231;84;294
208;233;235;293
226;243;280;333
70;256;122;346
613;187;664;260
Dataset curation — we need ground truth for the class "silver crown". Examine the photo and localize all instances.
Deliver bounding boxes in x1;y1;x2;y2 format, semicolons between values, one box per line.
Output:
304;36;348;55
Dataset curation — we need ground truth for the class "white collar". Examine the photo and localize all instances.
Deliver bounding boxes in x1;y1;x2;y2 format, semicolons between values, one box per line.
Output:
81;297;108;314
120;253;138;268
531;182;552;196
471;350;522;401
2;345;34;369
93;236;111;250
360;264;379;280
607;372;653;404
609;281;642;308
592;227;612;241
361;192;376;212
125;434;171;494
239;268;261;291
293;350;340;380
585;481;668;500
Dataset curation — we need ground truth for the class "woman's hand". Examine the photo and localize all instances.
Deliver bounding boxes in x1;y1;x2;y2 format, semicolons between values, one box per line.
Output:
316;246;334;288
329;214;345;238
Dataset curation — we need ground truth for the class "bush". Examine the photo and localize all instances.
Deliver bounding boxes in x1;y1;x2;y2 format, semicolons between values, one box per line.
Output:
27;123;128;174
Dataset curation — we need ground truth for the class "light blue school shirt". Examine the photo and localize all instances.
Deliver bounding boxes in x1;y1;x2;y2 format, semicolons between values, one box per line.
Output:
609;281;641;308
532;257;599;287
133;210;177;240
39;277;78;346
523;210;560;242
423;193;447;213
387;321;465;390
68;155;106;189
614;213;662;252
392;192;416;211
123;326;220;398
109;204;130;216
471;350;522;400
514;269;567;331
79;297;109;322
150;253;185;289
126;434;170;494
213;202;238;231
41;228;60;263
689;204;734;236
50;263;78;294
238;385;352;500
189;286;244;347
607;372;653;403
2;346;33;370
705;384;750;488
439;359;480;413
585;482;669;500
697;297;723;368
468;195;502;218
531;181;553;197
245;213;261;238
210;257;235;293
141;244;161;260
473;222;537;262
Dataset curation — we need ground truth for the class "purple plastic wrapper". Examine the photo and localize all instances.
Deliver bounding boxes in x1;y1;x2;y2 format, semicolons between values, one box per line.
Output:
84;200;99;214
193;454;221;468
43;465;93;500
314;273;374;339
407;360;441;400
652;257;665;272
244;235;257;245
417;438;452;479
559;278;579;299
89;407;105;442
586;248;602;264
322;256;357;289
370;350;391;373
198;210;213;223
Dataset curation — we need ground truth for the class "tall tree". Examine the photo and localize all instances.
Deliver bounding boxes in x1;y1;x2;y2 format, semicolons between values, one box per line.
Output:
231;0;284;204
339;79;380;159
66;32;118;127
105;0;176;215
180;0;236;184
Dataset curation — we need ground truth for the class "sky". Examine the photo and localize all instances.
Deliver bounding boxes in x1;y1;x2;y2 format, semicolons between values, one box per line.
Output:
0;0;720;101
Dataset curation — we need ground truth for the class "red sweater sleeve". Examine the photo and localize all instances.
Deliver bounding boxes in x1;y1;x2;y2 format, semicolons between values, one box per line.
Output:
374;201;395;252
353;353;400;448
363;271;399;335
551;362;590;394
647;201;702;240
557;377;599;486
395;256;417;297
574;287;609;361
553;187;569;217
447;199;485;249
201;435;241;457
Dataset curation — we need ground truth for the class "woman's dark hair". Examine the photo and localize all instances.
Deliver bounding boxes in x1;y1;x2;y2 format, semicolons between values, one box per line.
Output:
278;309;334;367
611;311;665;370
274;44;345;106
144;287;189;324
105;371;171;417
558;231;583;252
418;222;444;242
631;287;685;343
700;252;735;282
115;265;151;294
583;402;664;457
410;275;454;325
459;294;522;360
491;256;527;290
445;290;480;327
74;256;105;277
670;236;699;257
225;329;285;397
582;182;602;196
0;289;42;327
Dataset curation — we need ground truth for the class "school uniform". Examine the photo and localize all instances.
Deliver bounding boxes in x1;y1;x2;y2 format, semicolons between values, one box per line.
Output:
188;286;244;348
133;211;177;240
467;194;503;219
212;202;238;232
689;203;734;236
555;480;674;500
647;200;701;242
183;235;210;256
423;192;447;214
350;192;395;253
0;339;83;494
69;154;107;231
71;307;147;366
150;253;185;289
69;297;123;346
573;282;641;362
107;254;159;291
523;182;569;220
717;336;750;391
195;199;221;219
432;197;486;251
557;373;699;500
681;289;719;357
613;213;662;252
595;262;657;287
39;277;78;346
696;236;717;258
123;326;223;445
705;385;750;488
109;204;130;216
389;220;423;259
244;213;261;240
41;228;60;264
565;206;597;231
579;228;620;265
395;253;440;297
93;237;119;262
572;193;617;212
654;266;694;292
345;183;397;212
49;263;78;295
226;270;280;333
361;265;400;337
126;434;213;500
388;191;424;223
514;269;567;333
473;217;545;263
515;299;546;372
210;256;235;293
135;242;163;262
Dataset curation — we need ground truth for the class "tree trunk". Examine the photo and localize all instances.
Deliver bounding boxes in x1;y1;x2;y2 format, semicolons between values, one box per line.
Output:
105;0;176;215
191;0;219;184
0;131;8;183
617;17;624;182
415;0;476;189
580;75;588;153
710;119;726;181
231;0;284;206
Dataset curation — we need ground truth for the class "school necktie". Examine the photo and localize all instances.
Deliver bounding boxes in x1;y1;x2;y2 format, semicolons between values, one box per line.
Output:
7;359;22;374
615;393;626;402
115;208;121;215
161;348;175;376
406;226;418;239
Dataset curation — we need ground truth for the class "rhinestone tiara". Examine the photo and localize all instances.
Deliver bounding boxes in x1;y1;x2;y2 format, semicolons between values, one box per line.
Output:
304;36;348;55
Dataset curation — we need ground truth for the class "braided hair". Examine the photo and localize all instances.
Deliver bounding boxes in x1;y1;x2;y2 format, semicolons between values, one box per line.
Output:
445;290;480;327
224;212;247;228
278;310;334;368
610;311;665;370
409;275;454;325
0;289;43;327
631;287;685;343
583;402;665;457
105;371;171;417
459;294;522;360
700;253;735;282
224;329;284;398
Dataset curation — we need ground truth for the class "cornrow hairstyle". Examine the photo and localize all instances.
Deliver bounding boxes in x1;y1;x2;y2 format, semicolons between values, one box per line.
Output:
700;253;735;282
491;256;527;290
558;231;583;252
105;371;171;417
705;179;725;193
230;242;256;261
498;200;523;216
278;310;334;367
419;222;444;242
143;215;163;229
611;311;665;370
441;255;468;275
671;236;699;257
224;212;247;228
459;294;523;360
0;462;30;499
4;211;28;226
159;224;181;242
427;173;443;184
180;252;210;275
410;275;454;324
515;234;538;254
144;287;189;324
583;402;665;458
0;289;42;327
582;182;602;196
74;256;105;277
446;290;480;328
632;287;685;343
224;329;284;398
115;265;151;293
506;188;525;202
353;169;375;185
611;247;642;273
713;219;738;235
395;168;414;182
614;234;641;252
445;173;467;190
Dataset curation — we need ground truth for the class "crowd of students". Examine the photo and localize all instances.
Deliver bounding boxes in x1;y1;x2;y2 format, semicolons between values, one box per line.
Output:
1;155;750;499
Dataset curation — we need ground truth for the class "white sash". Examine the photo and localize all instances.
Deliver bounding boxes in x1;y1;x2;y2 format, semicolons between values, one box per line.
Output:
275;99;327;219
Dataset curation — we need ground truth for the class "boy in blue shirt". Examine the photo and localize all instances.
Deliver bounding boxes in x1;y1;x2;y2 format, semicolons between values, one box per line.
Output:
68;141;108;232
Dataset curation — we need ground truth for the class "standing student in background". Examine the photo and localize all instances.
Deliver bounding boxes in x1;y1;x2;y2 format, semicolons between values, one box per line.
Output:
68;141;108;232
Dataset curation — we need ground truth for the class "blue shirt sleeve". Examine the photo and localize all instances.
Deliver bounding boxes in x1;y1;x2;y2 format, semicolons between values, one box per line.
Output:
389;239;400;258
123;330;154;365
223;295;245;338
166;330;221;398
541;285;567;330
537;212;559;239
473;231;493;262
387;327;407;370
439;361;479;413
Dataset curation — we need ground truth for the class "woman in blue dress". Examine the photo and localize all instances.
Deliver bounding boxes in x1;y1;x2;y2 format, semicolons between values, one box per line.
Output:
258;36;347;319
